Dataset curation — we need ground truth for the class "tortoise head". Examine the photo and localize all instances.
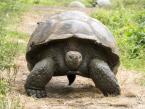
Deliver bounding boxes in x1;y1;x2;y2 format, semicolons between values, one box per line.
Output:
65;51;82;70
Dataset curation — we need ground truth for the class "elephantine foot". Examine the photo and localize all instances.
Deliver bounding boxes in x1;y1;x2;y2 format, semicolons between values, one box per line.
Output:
101;83;121;96
26;88;47;98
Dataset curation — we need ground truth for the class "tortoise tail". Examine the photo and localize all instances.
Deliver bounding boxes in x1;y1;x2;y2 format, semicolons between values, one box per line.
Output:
67;71;76;85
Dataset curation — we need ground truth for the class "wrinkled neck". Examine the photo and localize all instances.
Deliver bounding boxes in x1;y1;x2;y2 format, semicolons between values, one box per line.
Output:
66;38;79;51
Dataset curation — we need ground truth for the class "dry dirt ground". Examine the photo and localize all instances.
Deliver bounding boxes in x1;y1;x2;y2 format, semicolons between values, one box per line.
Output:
14;6;145;109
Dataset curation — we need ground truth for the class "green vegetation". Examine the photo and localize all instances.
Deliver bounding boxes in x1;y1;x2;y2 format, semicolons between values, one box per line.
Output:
0;0;28;108
20;0;73;6
20;0;93;7
91;0;145;71
0;0;28;70
0;95;23;109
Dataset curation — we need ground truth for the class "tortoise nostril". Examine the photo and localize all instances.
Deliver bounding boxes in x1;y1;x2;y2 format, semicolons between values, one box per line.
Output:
69;55;79;60
69;55;73;60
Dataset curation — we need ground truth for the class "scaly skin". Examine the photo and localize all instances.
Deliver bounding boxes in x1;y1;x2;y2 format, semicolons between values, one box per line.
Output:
25;58;55;98
89;59;120;96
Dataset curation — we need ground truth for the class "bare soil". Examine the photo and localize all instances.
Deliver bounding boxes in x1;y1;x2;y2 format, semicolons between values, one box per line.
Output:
14;6;145;109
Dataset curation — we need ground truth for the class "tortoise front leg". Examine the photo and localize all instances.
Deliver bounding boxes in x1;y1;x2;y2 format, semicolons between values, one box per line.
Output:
89;59;120;96
25;57;55;98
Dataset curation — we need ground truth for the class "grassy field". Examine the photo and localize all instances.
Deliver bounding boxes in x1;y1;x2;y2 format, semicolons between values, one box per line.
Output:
91;0;145;71
0;0;28;108
0;0;145;108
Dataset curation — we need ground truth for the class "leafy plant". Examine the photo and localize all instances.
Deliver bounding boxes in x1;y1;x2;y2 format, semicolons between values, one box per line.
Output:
91;1;145;71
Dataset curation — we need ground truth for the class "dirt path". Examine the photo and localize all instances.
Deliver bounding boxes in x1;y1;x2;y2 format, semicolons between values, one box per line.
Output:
15;6;145;109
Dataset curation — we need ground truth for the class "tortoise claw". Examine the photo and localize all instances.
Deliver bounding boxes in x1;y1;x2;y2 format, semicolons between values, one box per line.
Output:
26;89;47;98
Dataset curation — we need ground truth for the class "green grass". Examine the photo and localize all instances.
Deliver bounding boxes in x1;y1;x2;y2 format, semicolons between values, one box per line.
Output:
91;0;145;72
20;0;95;7
0;0;29;108
0;0;28;70
0;95;23;109
20;0;74;6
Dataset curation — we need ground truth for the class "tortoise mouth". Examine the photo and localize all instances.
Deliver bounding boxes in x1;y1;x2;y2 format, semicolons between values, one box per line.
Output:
65;51;82;70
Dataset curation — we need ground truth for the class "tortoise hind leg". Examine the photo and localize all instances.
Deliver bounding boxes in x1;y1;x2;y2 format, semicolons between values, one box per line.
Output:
25;57;55;98
89;59;120;96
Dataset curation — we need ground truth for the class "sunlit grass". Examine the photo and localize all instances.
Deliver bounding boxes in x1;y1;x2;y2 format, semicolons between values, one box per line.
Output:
91;1;145;72
20;0;73;6
0;0;29;108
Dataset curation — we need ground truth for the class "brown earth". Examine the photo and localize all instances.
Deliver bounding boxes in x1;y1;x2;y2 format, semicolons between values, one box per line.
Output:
13;6;145;109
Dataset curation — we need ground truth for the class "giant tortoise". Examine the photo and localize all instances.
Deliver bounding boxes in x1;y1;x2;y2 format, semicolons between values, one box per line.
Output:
25;11;120;98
